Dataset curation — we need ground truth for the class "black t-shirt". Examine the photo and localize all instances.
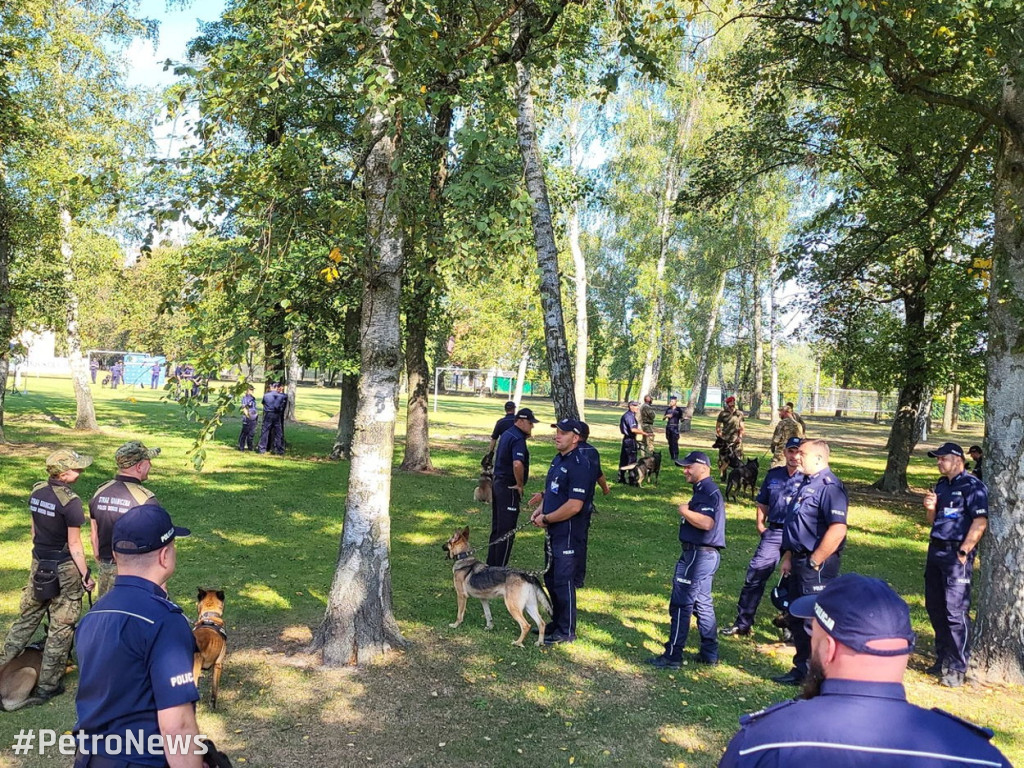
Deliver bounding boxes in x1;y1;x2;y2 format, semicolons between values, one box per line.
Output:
30;479;85;551
90;476;158;562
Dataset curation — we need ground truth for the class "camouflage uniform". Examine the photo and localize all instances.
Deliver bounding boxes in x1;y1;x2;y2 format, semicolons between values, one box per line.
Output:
0;449;92;697
639;401;657;456
717;408;745;454
770;416;805;467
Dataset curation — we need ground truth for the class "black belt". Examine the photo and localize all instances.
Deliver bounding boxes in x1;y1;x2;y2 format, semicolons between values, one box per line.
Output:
767;523;785;531
33;547;72;563
930;539;961;550
682;544;719;552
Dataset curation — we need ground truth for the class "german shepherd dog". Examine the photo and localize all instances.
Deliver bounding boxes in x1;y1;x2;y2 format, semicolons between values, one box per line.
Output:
475;451;494;503
725;458;760;501
637;450;662;487
713;436;741;483
443;527;551;647
193;589;227;709
0;644;43;711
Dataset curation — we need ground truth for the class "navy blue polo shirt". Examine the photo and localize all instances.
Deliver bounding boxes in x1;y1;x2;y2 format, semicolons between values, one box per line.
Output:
490;414;516;440
782;469;848;554
664;405;683;427
241;392;258;420
75;576;200;766
543;447;590;551
494;425;529;484
720;678;1008;768
756;467;800;526
620;410;639;438
931;471;988;542
578;441;604;513
680;476;726;549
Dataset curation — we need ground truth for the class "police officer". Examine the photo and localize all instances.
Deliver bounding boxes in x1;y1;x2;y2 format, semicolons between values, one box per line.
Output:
90;358;99;384
73;504;206;768
769;405;804;467
922;442;989;688
639;395;657;455
0;449;95;707
720;574;1011;768
647;451;725;669
150;362;161;390
774;438;848;685
530;419;590;644
575;421;609;588
489;407;539;567
238;384;259;451
276;380;288;446
663;395;683;462
618;400;643;483
487;401;518;457
89;441;162;599
256;382;287;455
110;361;123;389
967;445;983;481
721;436;803;637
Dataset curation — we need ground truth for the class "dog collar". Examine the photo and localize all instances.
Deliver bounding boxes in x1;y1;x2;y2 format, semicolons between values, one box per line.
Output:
195;618;228;639
199;610;223;622
454;551;473;561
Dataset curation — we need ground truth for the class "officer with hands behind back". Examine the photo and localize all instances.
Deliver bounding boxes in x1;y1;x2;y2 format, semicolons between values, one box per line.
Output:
720;574;1011;768
489;408;540;567
922;442;989;688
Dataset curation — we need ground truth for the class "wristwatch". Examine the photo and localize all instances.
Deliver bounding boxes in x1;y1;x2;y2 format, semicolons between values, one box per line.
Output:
958;548;968;557
808;557;820;570
542;514;549;526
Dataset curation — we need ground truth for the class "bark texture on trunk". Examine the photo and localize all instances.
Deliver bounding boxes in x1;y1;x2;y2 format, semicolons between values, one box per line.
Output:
285;330;301;422
768;250;780;427
61;210;98;431
311;0;406;665
514;348;528;405
515;59;578;421
0;191;12;443
972;78;1024;686
331;304;361;461
568;202;587;419
639;156;677;400
687;268;728;415
749;259;764;420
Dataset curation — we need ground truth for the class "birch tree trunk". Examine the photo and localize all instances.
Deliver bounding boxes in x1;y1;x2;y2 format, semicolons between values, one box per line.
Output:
749;258;764;420
568;202;587;419
769;250;780;427
285;330;301;422
514;348;529;405
972;77;1024;685
639;157;677;399
515;58;578;421
330;303;361;461
60;209;98;431
687;268;728;414
0;193;12;444
311;0;406;665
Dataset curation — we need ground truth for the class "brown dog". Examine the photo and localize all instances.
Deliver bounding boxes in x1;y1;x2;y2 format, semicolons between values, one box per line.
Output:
0;646;43;711
192;588;227;709
443;527;550;647
474;466;493;503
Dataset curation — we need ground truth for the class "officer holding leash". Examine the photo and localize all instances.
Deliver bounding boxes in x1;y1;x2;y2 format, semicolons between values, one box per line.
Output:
922;442;989;688
490;407;540;567
0;449;95;707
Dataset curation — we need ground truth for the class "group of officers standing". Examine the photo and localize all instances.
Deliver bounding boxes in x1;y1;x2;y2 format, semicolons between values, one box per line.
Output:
486;396;1006;766
238;381;289;455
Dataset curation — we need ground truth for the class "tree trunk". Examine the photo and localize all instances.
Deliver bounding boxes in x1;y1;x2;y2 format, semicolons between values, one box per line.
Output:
264;318;285;392
514;58;578;421
285;330;301;422
639;156;677;400
951;381;961;430
514;348;528;404
311;0;406;665
0;191;12;444
835;365;853;418
330;305;361;461
769;250;780;427
972;78;1024;686
568;202;588;419
941;387;955;433
749;259;764;420
687;268;728;414
60;210;98;431
872;291;929;493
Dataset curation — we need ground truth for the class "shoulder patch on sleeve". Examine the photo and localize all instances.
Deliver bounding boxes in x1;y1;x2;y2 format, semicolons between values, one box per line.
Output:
930;708;994;740
52;485;79;506
126;483;155;505
32;481;48;493
92;480;117;498
739;698;797;726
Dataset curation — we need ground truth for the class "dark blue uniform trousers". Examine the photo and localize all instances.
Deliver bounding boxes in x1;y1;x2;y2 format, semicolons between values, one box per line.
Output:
733;528;784;630
257;414;283;454
925;542;975;673
618;437;637;480
488;483;521;567
666;425;680;461
238;417;257;450
664;547;721;662
545;548;580;640
787;552;841;674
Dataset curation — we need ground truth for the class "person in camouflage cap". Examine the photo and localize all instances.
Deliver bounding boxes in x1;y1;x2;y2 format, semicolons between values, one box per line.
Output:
770;405;806;467
89;441;161;598
0;449;95;708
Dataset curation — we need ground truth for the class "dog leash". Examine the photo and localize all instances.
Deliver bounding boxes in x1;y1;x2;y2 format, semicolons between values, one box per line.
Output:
461;519;536;559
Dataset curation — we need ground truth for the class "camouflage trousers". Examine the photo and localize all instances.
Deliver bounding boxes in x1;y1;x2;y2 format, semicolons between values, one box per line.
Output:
95;560;118;599
0;558;84;693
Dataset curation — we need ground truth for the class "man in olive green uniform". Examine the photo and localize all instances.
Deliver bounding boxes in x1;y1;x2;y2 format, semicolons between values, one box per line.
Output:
639;395;657;456
89;441;161;597
770;405;806;467
0;449;95;707
715;396;746;479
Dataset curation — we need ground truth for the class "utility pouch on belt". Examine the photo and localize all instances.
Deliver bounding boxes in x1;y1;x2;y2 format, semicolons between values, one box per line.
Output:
32;560;62;602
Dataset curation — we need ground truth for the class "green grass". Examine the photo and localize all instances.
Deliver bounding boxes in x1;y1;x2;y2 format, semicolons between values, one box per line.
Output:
0;376;1020;768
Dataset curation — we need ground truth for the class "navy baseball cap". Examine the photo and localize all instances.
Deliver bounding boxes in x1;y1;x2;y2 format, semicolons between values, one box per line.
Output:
514;408;540;423
785;437;803;449
927;442;964;458
789;574;915;656
112;504;191;554
674;451;711;468
504;400;516;410
628;400;640;406
551;418;583;435
669;394;678;401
